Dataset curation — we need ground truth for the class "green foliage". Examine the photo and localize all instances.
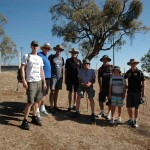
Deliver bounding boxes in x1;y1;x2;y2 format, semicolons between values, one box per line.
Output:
0;14;18;65
141;49;150;74
50;0;150;60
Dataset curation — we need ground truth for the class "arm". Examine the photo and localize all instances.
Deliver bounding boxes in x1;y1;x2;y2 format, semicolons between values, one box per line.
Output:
40;66;47;90
141;81;145;98
108;84;112;99
123;80;127;99
21;64;28;89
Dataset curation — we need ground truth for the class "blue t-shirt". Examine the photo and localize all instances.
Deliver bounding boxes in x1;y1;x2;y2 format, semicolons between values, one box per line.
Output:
38;52;51;78
48;54;64;79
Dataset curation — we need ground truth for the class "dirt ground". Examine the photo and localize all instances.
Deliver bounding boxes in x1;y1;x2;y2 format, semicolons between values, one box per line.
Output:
0;71;150;150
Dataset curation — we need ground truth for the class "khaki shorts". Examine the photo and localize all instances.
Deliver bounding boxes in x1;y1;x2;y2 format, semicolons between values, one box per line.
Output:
26;81;43;103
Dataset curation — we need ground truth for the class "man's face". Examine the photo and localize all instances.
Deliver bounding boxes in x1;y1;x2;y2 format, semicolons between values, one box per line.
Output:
56;49;62;55
71;52;78;58
83;63;90;69
130;63;137;68
42;47;50;55
31;44;39;51
102;58;109;64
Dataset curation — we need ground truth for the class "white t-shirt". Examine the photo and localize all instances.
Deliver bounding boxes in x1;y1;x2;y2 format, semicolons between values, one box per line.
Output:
22;54;44;82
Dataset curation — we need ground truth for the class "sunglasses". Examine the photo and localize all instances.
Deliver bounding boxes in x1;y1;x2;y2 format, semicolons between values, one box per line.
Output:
32;44;39;47
72;52;78;54
44;47;50;50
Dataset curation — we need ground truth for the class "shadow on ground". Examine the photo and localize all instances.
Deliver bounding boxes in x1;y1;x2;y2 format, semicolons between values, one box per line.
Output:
0;101;25;126
50;107;110;127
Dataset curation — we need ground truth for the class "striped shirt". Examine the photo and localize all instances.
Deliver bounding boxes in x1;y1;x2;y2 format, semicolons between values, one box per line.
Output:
109;75;125;97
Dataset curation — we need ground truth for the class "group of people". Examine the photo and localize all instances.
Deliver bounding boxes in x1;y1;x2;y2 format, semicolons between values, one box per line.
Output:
20;40;145;130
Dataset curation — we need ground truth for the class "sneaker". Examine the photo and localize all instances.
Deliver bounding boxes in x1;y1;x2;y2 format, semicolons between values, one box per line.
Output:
67;107;71;112
133;120;138;128
40;110;50;116
125;119;134;126
117;117;122;124
109;118;114;125
20;119;30;130
36;112;41;120
98;112;105;118
31;116;42;126
105;114;111;120
90;114;96;122
71;111;80;118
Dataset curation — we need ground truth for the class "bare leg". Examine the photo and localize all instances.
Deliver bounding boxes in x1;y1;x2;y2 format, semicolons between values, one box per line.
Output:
73;92;77;106
24;103;33;119
118;106;122;118
68;91;72;107
76;96;81;111
134;109;139;120
127;107;133;119
49;90;55;109
54;90;59;108
111;105;116;118
89;98;95;114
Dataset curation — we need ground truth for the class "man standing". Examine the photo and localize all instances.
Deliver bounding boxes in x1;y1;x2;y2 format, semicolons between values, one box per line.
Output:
124;59;145;128
65;48;81;112
73;59;96;121
48;45;64;113
98;55;113;119
20;41;46;130
37;43;52;117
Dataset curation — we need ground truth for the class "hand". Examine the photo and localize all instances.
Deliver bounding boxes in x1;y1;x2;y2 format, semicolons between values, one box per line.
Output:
23;81;28;89
122;93;125;99
84;81;92;88
43;82;47;90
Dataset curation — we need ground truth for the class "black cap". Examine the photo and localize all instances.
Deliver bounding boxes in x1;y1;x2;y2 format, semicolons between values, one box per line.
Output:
31;41;39;46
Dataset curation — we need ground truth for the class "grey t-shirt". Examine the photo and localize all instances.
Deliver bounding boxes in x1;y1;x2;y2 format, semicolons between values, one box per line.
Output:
109;75;125;96
78;68;96;84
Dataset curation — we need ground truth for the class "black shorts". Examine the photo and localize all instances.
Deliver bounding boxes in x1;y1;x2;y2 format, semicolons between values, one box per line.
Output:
99;90;109;102
66;82;79;92
126;92;141;109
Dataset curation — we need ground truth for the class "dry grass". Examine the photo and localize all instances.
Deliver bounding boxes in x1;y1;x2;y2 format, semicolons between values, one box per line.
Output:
0;71;150;150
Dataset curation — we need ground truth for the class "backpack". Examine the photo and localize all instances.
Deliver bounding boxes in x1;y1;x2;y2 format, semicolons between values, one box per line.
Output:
16;54;30;91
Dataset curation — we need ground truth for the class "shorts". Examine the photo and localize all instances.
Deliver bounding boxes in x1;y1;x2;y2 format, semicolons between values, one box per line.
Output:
66;81;79;92
111;96;123;106
77;85;95;99
26;81;43;104
126;92;141;109
43;78;50;96
50;77;62;90
99;90;109;102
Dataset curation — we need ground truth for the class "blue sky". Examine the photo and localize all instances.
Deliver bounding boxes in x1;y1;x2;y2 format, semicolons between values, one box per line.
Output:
0;0;150;74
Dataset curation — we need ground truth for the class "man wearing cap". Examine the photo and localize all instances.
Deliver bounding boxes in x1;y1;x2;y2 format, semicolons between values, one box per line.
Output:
20;41;47;130
48;45;64;113
98;55;113;119
65;48;82;112
36;43;52;118
124;58;145;128
73;59;96;121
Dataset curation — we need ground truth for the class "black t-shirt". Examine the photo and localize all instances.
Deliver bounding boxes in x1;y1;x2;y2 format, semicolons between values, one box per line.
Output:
124;68;145;92
65;57;81;81
98;64;113;90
